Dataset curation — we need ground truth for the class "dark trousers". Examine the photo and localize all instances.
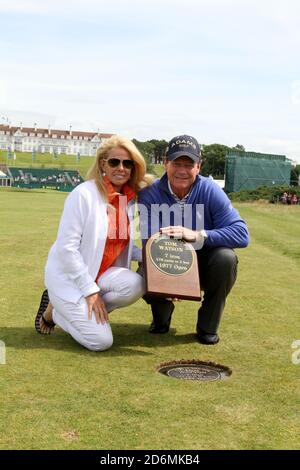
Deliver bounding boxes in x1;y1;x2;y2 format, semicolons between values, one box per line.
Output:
143;247;238;334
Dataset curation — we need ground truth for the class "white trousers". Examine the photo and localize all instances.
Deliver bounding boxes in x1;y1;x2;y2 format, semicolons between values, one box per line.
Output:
48;267;145;352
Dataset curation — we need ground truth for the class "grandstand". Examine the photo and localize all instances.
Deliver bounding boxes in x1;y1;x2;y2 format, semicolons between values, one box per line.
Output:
225;150;292;192
7;167;84;191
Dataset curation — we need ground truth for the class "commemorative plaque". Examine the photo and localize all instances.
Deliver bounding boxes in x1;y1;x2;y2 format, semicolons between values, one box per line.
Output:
142;232;201;301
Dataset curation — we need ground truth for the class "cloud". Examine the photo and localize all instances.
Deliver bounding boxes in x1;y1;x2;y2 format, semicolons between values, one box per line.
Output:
1;0;300;162
0;80;8;106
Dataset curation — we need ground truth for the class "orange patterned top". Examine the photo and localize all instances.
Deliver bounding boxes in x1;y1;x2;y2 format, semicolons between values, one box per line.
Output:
96;176;136;282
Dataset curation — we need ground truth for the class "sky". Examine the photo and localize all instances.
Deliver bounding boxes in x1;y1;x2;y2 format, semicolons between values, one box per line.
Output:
0;0;300;162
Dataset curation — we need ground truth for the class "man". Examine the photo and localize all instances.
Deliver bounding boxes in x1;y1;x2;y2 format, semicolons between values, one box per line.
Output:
138;135;249;345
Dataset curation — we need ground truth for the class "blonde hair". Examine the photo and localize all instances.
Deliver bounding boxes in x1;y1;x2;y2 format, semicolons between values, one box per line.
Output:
87;135;154;199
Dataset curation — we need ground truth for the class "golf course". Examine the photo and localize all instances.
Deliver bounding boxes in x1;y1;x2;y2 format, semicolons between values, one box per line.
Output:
0;184;299;450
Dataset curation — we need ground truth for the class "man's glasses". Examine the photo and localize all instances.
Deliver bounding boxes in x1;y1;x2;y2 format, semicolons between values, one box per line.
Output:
104;158;135;170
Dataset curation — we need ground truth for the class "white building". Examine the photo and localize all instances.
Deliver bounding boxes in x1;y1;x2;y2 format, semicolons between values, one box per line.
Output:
0;169;10;186
0;124;113;156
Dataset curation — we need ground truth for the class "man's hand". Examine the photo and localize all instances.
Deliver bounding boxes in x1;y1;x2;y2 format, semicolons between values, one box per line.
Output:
160;226;197;242
85;292;108;324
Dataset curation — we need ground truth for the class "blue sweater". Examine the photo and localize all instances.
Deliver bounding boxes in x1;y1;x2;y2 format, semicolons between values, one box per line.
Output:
138;173;249;249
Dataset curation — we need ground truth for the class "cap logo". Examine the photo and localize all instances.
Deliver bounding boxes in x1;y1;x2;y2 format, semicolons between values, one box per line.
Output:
171;139;197;151
166;135;200;161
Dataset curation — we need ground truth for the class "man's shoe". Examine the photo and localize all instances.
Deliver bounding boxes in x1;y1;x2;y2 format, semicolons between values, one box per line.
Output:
148;303;174;334
149;322;170;334
196;329;219;345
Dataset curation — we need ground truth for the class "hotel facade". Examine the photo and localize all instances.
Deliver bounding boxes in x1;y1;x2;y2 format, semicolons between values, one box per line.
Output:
0;124;113;156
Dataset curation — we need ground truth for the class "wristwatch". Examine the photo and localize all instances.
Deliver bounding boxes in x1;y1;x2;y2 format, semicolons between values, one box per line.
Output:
195;229;208;248
200;229;208;241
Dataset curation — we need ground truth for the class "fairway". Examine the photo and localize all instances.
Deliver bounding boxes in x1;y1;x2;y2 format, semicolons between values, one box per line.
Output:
0;188;299;450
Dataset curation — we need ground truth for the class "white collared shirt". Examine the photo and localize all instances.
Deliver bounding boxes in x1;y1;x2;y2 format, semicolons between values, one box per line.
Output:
167;179;191;213
167;178;207;248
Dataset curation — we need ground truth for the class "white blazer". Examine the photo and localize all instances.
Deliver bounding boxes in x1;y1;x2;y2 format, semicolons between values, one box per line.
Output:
45;180;141;303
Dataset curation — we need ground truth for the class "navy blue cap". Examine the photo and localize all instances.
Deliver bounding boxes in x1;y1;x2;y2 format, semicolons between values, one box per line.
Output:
166;135;201;162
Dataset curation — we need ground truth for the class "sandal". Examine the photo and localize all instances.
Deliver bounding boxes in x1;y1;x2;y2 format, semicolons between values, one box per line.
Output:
35;289;55;335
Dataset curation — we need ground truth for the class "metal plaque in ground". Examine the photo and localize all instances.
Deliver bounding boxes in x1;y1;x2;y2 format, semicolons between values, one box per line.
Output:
158;360;232;382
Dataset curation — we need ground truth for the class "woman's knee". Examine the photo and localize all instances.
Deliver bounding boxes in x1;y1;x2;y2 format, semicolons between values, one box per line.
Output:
132;272;146;298
84;335;113;352
120;271;145;300
81;329;113;352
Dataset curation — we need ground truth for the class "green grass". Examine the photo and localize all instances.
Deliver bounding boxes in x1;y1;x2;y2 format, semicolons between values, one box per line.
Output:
153;164;165;178
0;189;299;449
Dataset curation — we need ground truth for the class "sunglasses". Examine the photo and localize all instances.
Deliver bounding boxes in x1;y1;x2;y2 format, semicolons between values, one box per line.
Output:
104;158;135;170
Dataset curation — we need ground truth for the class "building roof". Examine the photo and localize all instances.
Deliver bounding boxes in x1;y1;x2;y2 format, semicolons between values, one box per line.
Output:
0;124;113;140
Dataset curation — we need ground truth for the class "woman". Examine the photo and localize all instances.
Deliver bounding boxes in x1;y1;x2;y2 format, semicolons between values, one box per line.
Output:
35;135;152;351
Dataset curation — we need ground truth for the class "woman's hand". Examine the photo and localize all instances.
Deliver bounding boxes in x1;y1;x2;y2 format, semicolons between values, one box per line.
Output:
85;292;108;324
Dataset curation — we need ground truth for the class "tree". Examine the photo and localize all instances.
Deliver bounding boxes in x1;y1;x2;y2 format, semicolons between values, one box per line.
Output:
148;139;168;164
201;144;231;178
132;139;155;173
233;144;245;151
290;164;300;186
133;138;168;173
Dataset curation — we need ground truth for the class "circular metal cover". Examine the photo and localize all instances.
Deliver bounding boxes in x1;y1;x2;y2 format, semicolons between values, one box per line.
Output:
158;360;232;382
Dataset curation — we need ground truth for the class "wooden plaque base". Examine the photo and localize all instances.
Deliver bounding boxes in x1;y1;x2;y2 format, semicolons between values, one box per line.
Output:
142;233;201;301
